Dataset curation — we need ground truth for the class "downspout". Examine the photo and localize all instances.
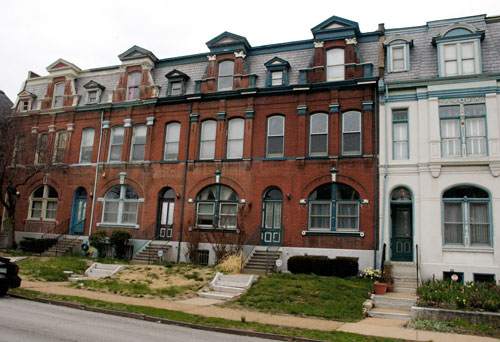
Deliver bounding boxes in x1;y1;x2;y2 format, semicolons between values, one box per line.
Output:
88;110;104;236
379;82;390;269
373;85;379;269
176;103;193;262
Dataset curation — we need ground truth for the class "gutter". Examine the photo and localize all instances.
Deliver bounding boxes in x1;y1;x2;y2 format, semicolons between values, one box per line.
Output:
373;85;379;269
88;110;104;236
379;81;390;268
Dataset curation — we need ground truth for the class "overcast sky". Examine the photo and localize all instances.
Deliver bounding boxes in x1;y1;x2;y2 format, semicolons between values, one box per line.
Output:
2;0;500;102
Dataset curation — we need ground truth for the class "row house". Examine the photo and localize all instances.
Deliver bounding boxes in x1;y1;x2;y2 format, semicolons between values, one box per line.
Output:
4;16;381;269
379;14;500;282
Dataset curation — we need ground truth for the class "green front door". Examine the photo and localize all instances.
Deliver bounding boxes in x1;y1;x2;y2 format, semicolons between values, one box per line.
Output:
261;195;282;246
391;205;413;261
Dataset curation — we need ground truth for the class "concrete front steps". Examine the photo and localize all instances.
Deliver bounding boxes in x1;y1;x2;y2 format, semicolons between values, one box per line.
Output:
42;236;82;257
368;293;417;321
131;241;171;265
84;263;126;279
199;273;257;301
391;262;418;294
242;250;281;275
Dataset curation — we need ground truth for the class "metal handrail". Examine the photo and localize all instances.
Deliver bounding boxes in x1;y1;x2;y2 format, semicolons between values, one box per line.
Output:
241;225;261;270
41;218;70;240
53;219;86;256
133;222;162;263
381;243;387;274
416;244;419;286
265;244;281;275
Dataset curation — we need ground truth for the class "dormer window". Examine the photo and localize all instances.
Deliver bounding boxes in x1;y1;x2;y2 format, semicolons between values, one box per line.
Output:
22;101;29;111
83;80;105;105
53;82;65;108
165;69;189;96
127;72;141;100
326;49;344;81
433;23;484;77
88;91;98;104
271;71;283;86
384;36;413;73
170;82;182;95
217;60;234;91
264;57;290;87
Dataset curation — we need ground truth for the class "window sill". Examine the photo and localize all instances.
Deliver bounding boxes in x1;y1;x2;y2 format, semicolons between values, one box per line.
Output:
302;230;364;237
97;223;139;229
443;247;493;253
189;227;239;233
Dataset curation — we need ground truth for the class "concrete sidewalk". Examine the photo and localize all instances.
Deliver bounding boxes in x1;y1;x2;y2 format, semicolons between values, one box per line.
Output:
20;281;498;342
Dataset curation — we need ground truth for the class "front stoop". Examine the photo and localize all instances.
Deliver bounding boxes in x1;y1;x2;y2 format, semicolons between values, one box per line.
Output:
242;250;281;274
199;273;257;301
368;293;417;321
85;263;126;279
131;241;171;265
42;237;82;257
390;262;418;295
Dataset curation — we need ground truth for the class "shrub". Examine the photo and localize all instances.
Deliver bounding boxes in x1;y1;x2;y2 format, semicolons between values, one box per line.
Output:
217;252;242;273
109;230;132;260
19;238;57;253
89;231;108;257
287;255;358;277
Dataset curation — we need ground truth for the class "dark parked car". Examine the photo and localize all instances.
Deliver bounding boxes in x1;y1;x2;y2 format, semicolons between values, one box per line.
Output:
0;257;21;296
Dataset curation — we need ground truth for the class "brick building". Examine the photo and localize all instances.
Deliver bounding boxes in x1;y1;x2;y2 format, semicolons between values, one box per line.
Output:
4;16;381;269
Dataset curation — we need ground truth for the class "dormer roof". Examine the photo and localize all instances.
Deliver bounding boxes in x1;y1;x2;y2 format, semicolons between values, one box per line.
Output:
311;16;360;40
165;69;190;80
118;45;158;62
206;31;251;54
46;58;81;73
264;57;290;69
17;90;37;99
83;80;105;90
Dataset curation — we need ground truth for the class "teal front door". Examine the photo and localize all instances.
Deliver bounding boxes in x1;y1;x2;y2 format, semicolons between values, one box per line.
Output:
70;188;87;235
391;205;412;261
261;189;283;246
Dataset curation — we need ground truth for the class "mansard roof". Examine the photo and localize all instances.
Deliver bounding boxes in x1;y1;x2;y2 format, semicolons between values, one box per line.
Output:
118;45;158;62
311;16;361;40
0;90;13;113
206;31;251;53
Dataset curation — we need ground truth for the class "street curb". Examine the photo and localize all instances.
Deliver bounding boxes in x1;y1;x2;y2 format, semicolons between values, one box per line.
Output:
9;293;328;342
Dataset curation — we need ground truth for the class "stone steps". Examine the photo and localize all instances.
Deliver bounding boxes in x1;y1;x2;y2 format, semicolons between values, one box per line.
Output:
131;242;170;265
198;273;257;301
243;250;281;274
373;294;416;311
43;238;81;256
85;263;126;279
368;307;412;321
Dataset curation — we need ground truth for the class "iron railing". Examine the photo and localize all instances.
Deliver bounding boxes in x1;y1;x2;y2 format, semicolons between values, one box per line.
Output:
381;243;387;274
241;226;261;270
40;218;70;240
133;222;164;264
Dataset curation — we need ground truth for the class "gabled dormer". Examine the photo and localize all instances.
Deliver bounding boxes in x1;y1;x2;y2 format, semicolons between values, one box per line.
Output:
311;16;361;41
432;23;485;77
165;69;189;96
83;80;105;105
206;32;251;54
264;57;290;87
16;90;36;112
384;36;413;73
41;59;81;110
113;45;159;102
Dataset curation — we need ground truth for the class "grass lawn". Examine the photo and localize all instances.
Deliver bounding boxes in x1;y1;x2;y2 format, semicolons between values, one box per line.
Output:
12;288;405;342
16;256;90;281
230;273;373;322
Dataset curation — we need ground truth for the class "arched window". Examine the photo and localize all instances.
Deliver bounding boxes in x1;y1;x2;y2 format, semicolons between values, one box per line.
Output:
108;126;124;162
227;118;244;159
196;184;239;229
390;187;413;261
103;185;140;225
200;120;216;160
79;128;95;164
326;49;344;81
53;82;65;108
262;188;282;230
130;125;147;161
391;187;412;202
127;72;141;100
218;60;234;91
164;122;180;160
29;185;58;220
308;183;360;231
443;186;491;247
342;111;361;155
266;116;285;158
309;113;328;156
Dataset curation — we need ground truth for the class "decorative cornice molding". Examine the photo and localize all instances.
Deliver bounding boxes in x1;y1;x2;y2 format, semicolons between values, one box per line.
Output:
234;51;246;59
313;41;324;48
345;37;357;45
207;55;216;61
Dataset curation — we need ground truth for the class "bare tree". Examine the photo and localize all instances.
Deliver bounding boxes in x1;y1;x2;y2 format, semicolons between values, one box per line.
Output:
0;108;61;249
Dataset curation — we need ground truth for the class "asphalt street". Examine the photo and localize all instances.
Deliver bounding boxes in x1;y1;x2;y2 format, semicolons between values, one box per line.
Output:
0;296;276;342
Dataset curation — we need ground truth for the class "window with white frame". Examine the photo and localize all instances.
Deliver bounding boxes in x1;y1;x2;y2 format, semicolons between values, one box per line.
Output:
443;186;491;247
53;130;67;163
441;41;478;76
130;125;147;161
390;45;407;72
29;185;58;220
79;128;95;164
392;109;408;159
271;71;283;86
308;183;360;232
21;100;29;111
309;113;328;156
200;120;216;160
164;122;180;160
88;90;98;104
103;185;140;225
326;49;345;81
35;132;49;165
218;60;234;91
439;102;486;157
342;111;361;155
127;72;141;100
227;118;244;159
266;115;285;158
195;184;239;229
53;83;65;108
169;81;182;96
108;126;124;162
